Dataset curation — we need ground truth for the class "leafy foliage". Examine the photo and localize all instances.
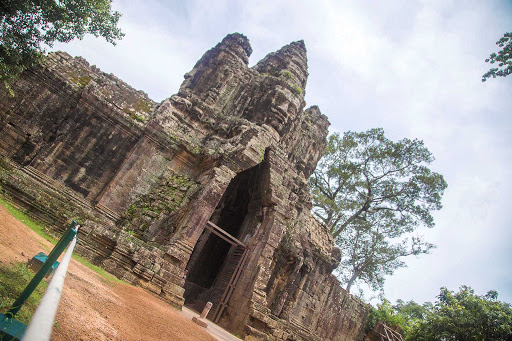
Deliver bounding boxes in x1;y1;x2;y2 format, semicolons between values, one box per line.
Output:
406;286;512;341
336;220;437;292
482;32;512;82
393;299;430;321
309;129;447;292
366;288;512;341
0;0;124;91
366;300;408;332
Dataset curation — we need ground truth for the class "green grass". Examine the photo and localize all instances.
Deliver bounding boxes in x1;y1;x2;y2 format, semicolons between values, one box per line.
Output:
0;196;57;244
0;196;123;284
0;262;48;324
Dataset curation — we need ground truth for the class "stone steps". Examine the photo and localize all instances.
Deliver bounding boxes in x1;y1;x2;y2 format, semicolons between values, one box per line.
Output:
22;165;93;210
0;181;68;232
208;245;245;311
95;203;121;222
18;164;121;223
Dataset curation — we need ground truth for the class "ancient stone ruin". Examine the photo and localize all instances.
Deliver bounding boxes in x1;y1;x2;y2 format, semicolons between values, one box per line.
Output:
0;33;369;340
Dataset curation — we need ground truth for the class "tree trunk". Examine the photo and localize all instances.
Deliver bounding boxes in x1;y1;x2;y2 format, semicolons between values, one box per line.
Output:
333;201;370;238
345;272;359;293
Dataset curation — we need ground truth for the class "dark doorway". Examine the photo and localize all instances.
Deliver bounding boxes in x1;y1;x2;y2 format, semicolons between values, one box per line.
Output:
183;163;262;316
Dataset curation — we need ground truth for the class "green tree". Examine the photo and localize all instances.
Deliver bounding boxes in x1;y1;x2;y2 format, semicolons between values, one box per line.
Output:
482;32;512;82
393;299;429;321
406;286;512;341
336;219;436;292
366;299;408;332
366;299;429;339
309;128;447;292
1;0;124;91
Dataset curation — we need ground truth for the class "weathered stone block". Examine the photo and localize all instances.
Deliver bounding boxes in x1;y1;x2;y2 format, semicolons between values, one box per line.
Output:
133;263;154;281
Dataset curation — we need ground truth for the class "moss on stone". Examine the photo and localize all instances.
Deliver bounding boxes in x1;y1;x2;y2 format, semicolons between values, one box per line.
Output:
122;107;146;123
280;70;293;79
132;99;153;114
293;83;303;95
167;132;202;155
122;171;199;237
133;114;145;123
70;70;92;88
260;147;266;162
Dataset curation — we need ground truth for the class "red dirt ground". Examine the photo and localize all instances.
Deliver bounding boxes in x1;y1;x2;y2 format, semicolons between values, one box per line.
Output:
0;204;217;341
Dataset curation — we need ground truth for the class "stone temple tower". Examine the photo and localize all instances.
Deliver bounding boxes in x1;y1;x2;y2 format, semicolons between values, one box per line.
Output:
0;33;369;340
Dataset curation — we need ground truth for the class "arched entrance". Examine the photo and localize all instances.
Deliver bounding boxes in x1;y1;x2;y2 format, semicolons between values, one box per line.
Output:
183;163;263;321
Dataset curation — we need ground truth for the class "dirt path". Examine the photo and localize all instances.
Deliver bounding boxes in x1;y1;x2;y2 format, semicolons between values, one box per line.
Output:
0;204;217;341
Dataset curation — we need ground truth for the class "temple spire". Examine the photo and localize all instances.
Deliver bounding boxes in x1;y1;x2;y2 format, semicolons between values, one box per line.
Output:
254;40;309;90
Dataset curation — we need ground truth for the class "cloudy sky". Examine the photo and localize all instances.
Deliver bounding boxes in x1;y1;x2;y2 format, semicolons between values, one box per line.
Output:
53;0;512;305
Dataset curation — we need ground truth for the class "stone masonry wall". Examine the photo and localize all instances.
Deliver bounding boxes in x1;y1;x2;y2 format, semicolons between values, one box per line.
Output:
0;52;155;202
0;33;369;340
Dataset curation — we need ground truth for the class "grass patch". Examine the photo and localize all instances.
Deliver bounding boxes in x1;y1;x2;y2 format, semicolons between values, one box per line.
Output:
0;262;48;324
0;196;123;284
37;241;50;252
0;197;57;244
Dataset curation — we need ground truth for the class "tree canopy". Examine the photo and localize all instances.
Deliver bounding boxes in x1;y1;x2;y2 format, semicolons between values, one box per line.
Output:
1;0;124;91
482;32;512;82
309;128;447;292
408;286;512;341
368;287;512;341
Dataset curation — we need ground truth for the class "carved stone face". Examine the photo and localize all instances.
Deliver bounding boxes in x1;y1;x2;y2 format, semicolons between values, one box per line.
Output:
255;84;302;135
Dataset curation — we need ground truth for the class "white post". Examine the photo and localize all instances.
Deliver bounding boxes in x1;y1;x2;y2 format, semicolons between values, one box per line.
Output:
200;302;213;319
22;226;79;341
